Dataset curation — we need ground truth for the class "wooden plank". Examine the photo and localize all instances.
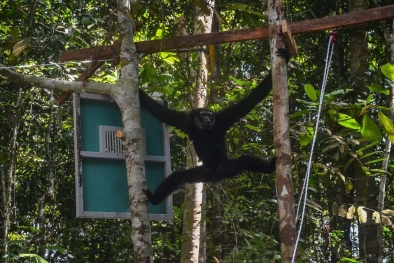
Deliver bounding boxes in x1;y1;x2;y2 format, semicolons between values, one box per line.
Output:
282;20;298;57
60;5;394;62
56;61;106;104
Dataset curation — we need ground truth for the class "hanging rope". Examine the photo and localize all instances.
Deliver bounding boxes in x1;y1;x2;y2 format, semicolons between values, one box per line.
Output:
291;29;338;263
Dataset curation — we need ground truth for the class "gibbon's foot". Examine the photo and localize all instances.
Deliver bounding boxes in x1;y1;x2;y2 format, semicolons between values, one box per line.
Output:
276;48;291;63
144;189;161;206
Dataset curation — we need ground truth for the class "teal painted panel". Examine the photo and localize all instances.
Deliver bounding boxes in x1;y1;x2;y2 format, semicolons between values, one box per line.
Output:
82;158;129;213
82;157;167;214
141;106;164;156
80;99;122;152
145;162;166;214
81;100;164;156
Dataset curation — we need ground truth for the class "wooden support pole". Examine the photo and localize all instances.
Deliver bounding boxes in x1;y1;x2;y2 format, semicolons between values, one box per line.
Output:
267;1;297;262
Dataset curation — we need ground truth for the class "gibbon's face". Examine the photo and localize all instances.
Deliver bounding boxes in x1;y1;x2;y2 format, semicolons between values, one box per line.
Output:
194;110;215;130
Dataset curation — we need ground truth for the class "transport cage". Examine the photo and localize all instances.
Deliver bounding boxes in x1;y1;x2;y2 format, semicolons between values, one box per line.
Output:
73;93;173;220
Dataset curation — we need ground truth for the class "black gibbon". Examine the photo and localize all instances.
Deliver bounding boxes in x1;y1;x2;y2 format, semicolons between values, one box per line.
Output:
140;48;291;205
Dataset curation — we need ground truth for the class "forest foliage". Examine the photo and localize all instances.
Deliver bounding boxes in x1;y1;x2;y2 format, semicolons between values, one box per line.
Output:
1;0;394;262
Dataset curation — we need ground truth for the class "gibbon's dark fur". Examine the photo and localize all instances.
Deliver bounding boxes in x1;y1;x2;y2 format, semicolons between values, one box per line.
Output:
140;48;291;205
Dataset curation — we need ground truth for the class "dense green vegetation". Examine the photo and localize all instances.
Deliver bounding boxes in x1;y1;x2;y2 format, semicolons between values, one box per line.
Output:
1;0;394;262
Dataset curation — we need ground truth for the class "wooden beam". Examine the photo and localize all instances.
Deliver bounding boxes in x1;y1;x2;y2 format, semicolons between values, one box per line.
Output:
56;61;106;104
282;20;298;57
60;5;394;62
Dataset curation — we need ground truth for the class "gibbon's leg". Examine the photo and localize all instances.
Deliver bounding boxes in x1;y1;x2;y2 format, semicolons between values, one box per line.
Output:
213;155;276;181
144;166;213;205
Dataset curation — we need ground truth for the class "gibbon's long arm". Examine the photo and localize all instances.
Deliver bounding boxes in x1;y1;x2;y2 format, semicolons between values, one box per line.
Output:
215;48;290;131
139;89;188;130
215;73;273;131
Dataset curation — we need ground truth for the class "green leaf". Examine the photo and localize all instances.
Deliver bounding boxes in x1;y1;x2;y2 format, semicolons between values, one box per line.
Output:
304;84;317;101
361;115;382;142
340;257;359;263
378;111;394;134
378;111;394;143
367;83;389;95
289;109;313;119
381;63;394;81
140;63;156;81
216;3;263;17
335;113;360;130
299;126;314;146
229;75;250;86
366;94;374;104
19;254;48;263
160;52;180;64
156;29;163;39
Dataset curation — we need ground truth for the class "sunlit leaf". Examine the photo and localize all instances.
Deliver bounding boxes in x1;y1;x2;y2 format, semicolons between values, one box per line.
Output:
367;83;390;95
12;37;31;57
378;111;394;142
19;254;48;263
299;126;314;146
155;29;163;39
382;215;392;226
366;94;374;104
372;211;381;224
345;178;353;193
382;209;394;216
358;206;367;224
339;204;347;217
361;114;382;142
329;109;360;130
346;205;355;220
304;84;317;101
381;63;394;81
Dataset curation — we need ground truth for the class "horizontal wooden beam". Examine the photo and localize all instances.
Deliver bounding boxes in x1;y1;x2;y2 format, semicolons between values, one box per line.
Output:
60;5;394;62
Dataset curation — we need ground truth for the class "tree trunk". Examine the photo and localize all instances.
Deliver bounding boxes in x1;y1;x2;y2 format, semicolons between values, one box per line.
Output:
348;1;380;262
377;18;394;263
180;3;213;262
37;91;57;256
0;87;22;263
115;1;153;262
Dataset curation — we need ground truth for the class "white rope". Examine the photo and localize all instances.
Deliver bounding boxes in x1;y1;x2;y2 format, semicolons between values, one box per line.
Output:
291;32;336;262
0;59;113;70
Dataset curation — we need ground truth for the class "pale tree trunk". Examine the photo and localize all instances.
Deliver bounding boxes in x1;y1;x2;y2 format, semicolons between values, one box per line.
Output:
0;0;153;261
267;0;297;261
377;18;394;263
37;91;57;256
0;0;153;263
0;88;22;263
115;1;153;262
180;2;213;262
349;1;380;262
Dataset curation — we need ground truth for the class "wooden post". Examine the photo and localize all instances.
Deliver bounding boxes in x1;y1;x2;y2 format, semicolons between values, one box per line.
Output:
267;0;297;262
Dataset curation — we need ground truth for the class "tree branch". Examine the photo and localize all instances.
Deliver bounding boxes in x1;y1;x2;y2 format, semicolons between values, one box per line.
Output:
0;64;112;95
